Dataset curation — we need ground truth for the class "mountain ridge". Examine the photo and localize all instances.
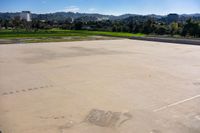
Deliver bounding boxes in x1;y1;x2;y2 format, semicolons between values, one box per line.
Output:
0;12;200;21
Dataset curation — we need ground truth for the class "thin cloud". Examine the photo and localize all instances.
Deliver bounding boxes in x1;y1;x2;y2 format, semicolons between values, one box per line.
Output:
88;8;96;12
64;6;80;13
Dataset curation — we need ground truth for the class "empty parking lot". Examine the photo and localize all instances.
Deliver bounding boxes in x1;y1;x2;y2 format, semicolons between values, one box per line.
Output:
0;39;200;133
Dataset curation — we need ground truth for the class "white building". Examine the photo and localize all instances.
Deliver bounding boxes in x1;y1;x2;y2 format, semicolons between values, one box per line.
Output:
20;11;31;22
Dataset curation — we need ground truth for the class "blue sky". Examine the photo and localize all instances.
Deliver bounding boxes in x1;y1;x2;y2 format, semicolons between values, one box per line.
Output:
0;0;200;15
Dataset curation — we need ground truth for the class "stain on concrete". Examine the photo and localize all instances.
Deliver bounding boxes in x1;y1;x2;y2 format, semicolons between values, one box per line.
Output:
1;85;53;96
193;82;200;86
20;47;131;64
150;129;162;133
85;109;132;127
2;92;8;95
118;112;133;127
39;115;65;120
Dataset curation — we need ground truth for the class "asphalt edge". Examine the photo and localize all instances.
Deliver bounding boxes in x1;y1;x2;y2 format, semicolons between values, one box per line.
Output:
130;36;200;46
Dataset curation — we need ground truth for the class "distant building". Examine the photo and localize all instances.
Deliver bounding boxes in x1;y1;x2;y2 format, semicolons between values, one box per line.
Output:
20;11;31;21
71;17;74;23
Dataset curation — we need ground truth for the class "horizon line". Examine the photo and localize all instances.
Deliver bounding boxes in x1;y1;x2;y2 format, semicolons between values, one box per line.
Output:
0;11;200;17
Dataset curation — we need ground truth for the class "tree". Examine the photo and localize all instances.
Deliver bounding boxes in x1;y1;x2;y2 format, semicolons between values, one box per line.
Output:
170;22;179;36
12;16;21;31
182;19;200;37
31;20;40;31
112;25;117;32
74;21;83;30
155;26;167;35
143;19;155;34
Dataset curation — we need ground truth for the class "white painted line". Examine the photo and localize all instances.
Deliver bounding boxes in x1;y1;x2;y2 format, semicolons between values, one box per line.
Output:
153;94;200;112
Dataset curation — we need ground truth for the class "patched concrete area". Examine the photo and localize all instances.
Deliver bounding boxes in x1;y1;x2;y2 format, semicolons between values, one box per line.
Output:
0;39;200;133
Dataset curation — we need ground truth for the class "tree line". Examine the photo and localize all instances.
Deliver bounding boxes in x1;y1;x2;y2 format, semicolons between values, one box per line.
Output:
0;15;200;37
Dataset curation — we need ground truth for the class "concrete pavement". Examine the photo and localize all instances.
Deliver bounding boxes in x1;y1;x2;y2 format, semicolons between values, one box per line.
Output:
0;39;200;133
